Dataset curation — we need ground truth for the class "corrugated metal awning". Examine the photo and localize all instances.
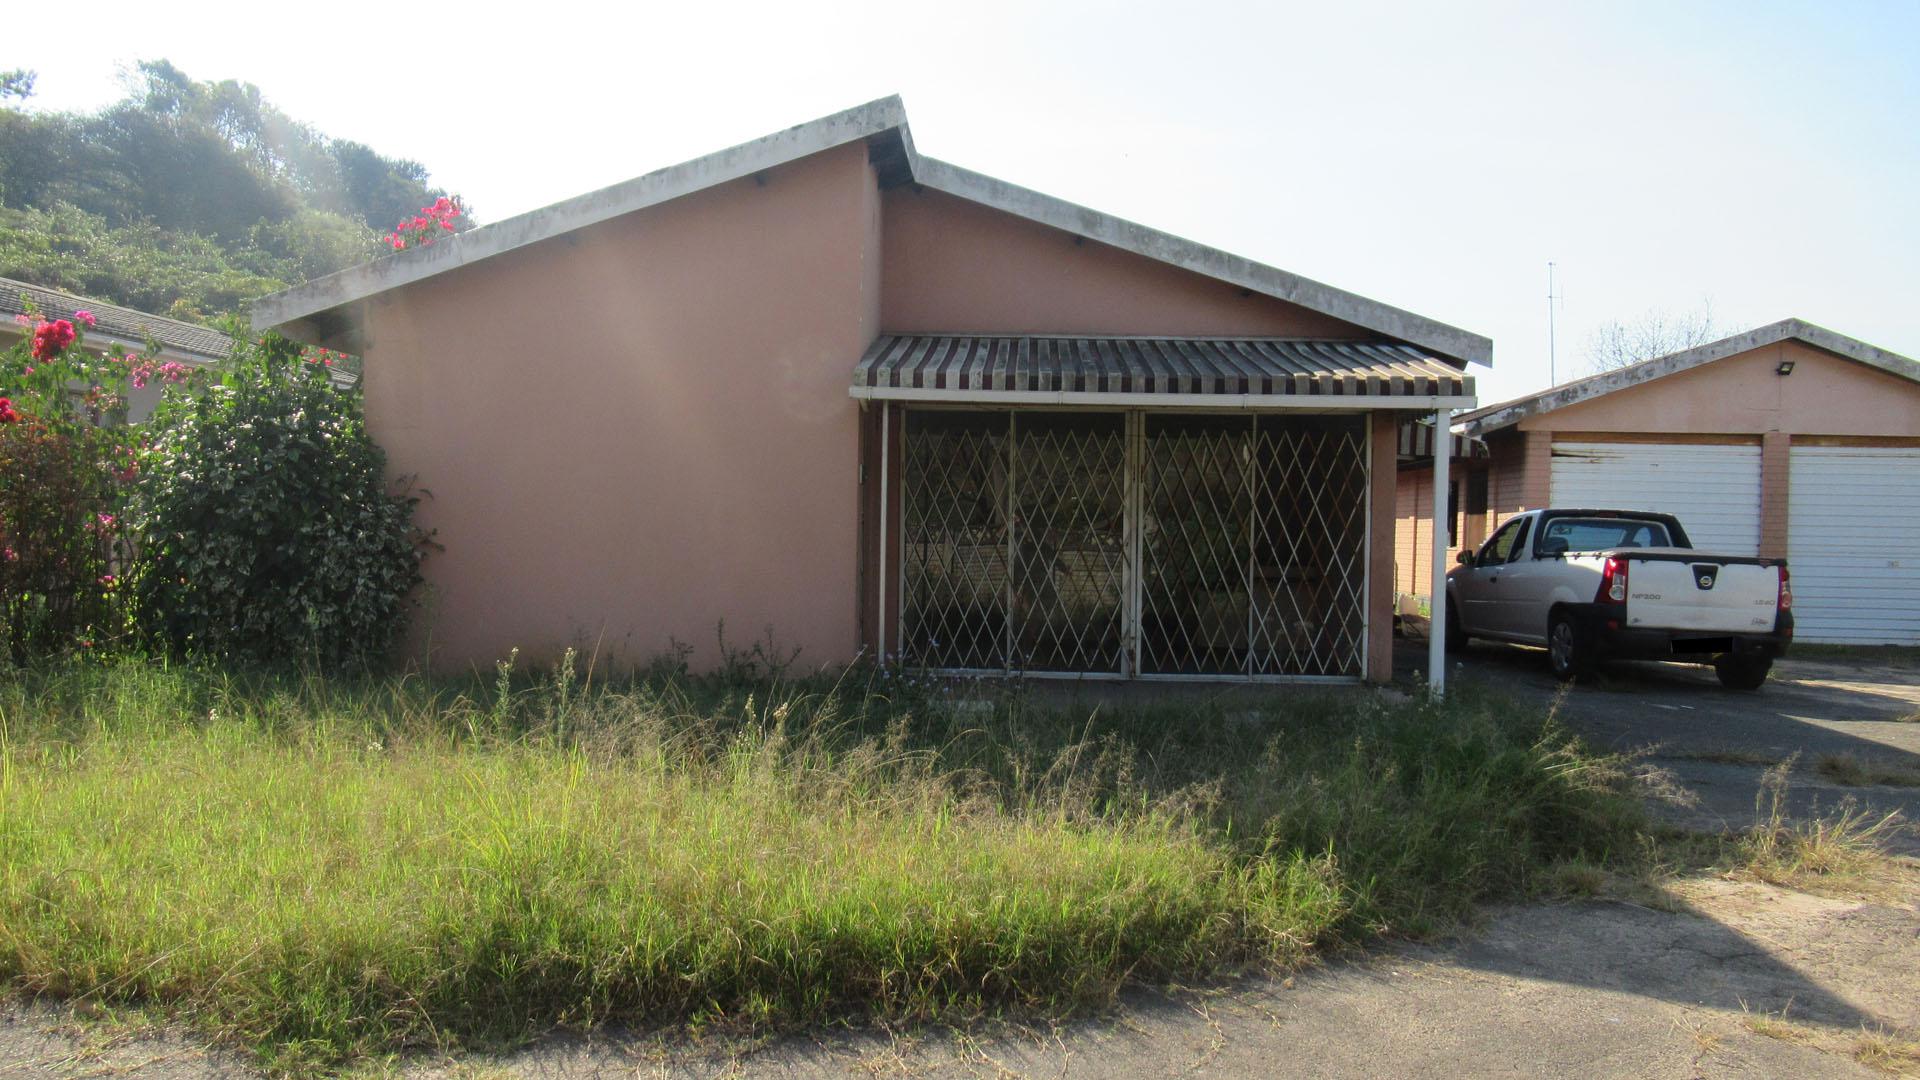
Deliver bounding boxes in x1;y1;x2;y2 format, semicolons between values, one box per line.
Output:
1398;417;1489;462
850;335;1475;407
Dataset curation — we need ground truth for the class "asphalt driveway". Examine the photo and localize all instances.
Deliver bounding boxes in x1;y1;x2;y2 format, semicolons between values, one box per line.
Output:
1398;637;1920;849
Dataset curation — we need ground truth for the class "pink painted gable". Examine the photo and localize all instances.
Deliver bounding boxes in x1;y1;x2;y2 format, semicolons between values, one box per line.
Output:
881;186;1368;339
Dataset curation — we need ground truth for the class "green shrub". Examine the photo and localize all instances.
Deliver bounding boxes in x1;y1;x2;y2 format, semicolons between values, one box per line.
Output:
129;335;425;667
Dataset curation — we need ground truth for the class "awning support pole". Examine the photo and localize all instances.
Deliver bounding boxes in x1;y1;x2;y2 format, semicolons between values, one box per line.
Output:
1428;409;1452;697
878;401;890;664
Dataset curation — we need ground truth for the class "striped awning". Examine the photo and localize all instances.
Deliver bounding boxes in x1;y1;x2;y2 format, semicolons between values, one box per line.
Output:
850;335;1474;405
1398;417;1489;461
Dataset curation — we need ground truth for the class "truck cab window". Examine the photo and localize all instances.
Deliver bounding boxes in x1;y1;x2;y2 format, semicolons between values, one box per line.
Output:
1478;518;1524;566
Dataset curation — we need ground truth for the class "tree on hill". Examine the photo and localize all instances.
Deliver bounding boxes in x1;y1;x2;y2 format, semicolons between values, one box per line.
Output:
0;62;470;322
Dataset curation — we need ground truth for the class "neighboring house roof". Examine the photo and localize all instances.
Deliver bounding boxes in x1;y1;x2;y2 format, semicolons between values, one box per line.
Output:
252;97;1493;368
1459;319;1920;437
0;276;366;389
852;334;1471;407
0;276;231;361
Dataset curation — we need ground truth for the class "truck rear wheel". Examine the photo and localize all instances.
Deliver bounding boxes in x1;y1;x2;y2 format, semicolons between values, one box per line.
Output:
1714;654;1771;690
1547;611;1592;681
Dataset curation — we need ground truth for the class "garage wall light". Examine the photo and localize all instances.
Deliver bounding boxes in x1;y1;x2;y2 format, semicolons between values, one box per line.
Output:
1776;360;1796;376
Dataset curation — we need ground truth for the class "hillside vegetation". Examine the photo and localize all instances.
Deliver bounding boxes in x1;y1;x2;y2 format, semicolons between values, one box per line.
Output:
0;62;465;321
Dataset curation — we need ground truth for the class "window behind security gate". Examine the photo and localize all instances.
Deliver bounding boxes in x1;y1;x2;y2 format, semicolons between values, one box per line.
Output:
901;409;1367;679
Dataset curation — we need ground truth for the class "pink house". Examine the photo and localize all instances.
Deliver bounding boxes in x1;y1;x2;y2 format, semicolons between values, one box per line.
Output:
253;98;1487;684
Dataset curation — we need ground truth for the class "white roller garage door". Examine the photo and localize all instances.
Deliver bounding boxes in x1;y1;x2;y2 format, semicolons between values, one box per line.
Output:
1788;445;1920;645
1549;441;1762;554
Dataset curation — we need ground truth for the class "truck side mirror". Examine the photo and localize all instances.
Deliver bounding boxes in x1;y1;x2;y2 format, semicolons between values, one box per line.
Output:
1456;549;1475;566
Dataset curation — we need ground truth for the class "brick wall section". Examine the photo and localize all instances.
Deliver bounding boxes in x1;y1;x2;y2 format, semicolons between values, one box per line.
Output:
1368;416;1398;683
1488;435;1527;526
1394;467;1423;599
1759;431;1791;558
1521;429;1552;508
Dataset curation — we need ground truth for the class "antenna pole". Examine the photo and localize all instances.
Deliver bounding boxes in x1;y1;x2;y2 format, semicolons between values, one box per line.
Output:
1547;261;1558;386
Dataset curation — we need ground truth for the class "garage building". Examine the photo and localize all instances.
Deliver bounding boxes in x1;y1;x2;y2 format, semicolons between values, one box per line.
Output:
1396;320;1920;645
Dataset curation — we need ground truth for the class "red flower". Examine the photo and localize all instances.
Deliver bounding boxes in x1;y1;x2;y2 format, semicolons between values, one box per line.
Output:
31;318;76;361
0;398;18;423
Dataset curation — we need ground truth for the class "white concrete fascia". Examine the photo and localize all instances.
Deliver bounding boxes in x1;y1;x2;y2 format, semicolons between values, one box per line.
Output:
1460;319;1920;436
251;96;912;331
908;158;1492;369
252;96;1494;369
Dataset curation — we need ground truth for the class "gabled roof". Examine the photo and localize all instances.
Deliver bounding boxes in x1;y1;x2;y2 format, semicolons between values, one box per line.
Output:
251;97;1492;368
1;276;231;361
1460;319;1920;436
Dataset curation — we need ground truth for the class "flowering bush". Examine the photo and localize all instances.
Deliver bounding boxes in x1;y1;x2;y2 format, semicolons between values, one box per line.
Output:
129;333;426;667
385;195;462;251
0;304;167;660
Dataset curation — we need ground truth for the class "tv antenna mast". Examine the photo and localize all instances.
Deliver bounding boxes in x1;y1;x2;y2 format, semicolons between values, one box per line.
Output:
1547;261;1562;386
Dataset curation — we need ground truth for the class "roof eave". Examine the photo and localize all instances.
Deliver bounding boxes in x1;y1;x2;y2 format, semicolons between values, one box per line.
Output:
909;158;1492;369
252;95;912;333
253;98;1493;369
1460;319;1920;436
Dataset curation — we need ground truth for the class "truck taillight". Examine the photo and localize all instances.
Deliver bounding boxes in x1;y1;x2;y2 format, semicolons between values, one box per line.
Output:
1596;557;1628;605
1778;565;1792;611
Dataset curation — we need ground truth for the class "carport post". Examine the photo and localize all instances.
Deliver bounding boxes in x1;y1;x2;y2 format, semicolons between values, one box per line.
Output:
1428;409;1452;697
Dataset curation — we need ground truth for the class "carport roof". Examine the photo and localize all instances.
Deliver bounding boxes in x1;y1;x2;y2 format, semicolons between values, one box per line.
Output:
850;334;1475;409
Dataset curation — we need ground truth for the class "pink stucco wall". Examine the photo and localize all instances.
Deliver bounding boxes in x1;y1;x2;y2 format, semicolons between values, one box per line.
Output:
361;141;881;672
881;187;1365;337
355;143;1416;678
1520;341;1920;436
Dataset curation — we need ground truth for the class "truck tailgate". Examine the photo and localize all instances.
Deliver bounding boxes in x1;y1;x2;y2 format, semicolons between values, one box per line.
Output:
1623;550;1782;633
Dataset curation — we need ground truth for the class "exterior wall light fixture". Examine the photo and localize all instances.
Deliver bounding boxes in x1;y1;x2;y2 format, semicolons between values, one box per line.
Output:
1776;360;1796;376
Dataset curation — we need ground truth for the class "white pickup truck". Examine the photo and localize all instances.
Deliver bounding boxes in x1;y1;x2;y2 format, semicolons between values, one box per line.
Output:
1444;509;1793;689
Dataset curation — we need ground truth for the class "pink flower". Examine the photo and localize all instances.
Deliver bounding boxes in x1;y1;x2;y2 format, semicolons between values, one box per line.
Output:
73;309;97;329
11;313;29;327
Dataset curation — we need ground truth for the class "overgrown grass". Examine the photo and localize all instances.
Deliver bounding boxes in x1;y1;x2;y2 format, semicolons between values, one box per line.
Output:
1722;758;1909;894
0;657;1647;1072
1816;751;1920;789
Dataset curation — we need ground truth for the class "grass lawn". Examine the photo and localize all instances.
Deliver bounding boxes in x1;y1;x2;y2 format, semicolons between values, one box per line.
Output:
0;657;1653;1073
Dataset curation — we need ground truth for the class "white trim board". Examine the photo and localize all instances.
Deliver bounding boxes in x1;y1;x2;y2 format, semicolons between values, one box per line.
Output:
1461;319;1919;436
253;97;1492;368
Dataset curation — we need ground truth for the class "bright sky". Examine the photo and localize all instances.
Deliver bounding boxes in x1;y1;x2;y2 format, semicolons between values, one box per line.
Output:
19;1;1920;404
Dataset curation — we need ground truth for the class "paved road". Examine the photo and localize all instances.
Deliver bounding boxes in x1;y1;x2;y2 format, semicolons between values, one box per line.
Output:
1399;637;1920;849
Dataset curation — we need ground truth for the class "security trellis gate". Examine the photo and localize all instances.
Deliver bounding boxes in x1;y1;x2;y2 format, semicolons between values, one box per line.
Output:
900;409;1371;679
